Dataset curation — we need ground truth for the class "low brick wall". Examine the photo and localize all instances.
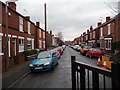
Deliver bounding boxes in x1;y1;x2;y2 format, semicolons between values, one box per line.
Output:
17;52;25;64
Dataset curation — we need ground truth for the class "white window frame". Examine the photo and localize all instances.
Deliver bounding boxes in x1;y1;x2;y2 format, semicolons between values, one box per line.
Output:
39;29;41;38
43;32;45;39
18;38;24;52
108;24;110;35
8;37;10;57
39;40;42;48
93;31;95;38
100;28;103;37
105;38;112;50
86;35;88;40
19;16;24;32
43;41;45;48
32;39;34;49
28;22;31;34
0;35;3;55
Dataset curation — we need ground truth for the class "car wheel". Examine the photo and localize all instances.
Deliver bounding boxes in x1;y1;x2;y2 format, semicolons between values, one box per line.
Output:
90;55;92;58
51;63;54;71
56;61;59;65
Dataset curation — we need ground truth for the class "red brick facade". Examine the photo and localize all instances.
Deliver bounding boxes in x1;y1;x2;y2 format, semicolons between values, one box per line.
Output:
73;14;120;50
0;1;48;71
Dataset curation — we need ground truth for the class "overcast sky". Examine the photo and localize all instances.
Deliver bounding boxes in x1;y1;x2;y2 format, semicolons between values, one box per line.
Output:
1;0;119;41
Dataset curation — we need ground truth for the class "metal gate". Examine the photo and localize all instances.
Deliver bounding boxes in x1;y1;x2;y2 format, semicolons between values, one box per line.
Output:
71;56;120;90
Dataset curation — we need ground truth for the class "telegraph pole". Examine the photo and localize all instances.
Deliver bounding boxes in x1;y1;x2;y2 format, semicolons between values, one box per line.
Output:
44;3;47;50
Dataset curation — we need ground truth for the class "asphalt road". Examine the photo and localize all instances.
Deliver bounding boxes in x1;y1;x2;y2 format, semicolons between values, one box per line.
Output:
13;46;111;88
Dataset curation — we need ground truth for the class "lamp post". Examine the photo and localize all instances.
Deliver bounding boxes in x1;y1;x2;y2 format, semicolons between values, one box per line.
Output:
44;3;47;51
5;0;18;70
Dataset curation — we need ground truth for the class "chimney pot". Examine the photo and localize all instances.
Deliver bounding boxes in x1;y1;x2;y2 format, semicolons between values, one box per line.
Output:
106;17;110;22
50;31;52;35
8;2;16;11
36;22;40;27
97;22;102;27
90;26;93;31
25;16;30;20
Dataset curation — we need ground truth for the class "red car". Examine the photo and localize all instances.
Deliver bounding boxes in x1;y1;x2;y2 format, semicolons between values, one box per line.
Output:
86;48;102;58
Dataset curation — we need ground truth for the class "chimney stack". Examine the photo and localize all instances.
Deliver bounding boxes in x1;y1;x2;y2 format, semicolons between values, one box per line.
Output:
8;2;16;11
90;26;93;32
36;22;40;27
87;29;89;34
106;17;110;22
25;16;30;20
97;22;102;27
50;31;52;35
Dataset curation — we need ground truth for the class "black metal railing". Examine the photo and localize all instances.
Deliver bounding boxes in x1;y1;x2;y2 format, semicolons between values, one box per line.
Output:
71;56;120;90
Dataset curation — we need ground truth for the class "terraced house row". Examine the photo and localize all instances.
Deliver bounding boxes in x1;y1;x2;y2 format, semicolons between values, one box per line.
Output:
73;13;120;51
0;1;57;71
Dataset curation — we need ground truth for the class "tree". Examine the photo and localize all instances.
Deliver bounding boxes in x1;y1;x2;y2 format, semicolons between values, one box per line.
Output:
56;32;64;46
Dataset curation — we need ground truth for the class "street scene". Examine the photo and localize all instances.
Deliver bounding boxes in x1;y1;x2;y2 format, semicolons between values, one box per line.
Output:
10;47;111;88
0;0;120;89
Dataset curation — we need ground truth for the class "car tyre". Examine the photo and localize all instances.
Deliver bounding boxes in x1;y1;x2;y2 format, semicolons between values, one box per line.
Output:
51;63;54;71
56;61;59;65
90;55;92;58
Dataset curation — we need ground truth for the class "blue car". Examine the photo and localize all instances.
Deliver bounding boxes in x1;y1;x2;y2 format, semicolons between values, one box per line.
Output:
29;51;59;72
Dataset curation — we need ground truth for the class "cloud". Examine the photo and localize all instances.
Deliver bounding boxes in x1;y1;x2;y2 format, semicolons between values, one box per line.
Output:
1;0;118;41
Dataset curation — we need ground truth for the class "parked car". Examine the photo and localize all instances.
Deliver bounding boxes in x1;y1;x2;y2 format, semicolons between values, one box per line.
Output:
80;45;92;55
29;51;58;72
86;48;102;58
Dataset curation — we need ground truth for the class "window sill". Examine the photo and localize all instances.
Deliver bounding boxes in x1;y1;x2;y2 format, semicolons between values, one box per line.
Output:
0;53;4;56
19;50;24;52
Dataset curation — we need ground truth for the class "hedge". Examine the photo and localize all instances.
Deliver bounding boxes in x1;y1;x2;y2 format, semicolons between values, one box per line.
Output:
22;49;38;61
111;41;120;53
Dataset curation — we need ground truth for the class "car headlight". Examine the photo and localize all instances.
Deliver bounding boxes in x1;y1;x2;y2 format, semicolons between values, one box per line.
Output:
29;64;33;67
44;62;50;66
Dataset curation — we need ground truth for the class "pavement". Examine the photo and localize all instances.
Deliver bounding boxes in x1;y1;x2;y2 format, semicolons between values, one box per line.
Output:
2;60;31;88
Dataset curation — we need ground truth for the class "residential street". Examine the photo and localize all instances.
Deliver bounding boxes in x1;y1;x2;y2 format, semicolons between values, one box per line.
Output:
13;46;111;88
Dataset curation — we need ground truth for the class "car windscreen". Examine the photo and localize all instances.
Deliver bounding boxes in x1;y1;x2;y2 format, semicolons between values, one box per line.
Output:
84;46;91;48
94;49;101;52
37;51;51;59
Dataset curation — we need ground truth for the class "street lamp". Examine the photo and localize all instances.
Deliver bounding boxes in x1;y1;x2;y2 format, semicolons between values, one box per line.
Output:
5;0;18;70
44;3;47;51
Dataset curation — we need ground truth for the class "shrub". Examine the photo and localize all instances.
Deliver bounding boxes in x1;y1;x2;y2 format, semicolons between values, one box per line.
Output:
111;41;120;53
22;49;37;61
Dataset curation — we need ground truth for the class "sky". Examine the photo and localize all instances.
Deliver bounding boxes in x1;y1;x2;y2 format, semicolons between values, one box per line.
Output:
1;0;119;41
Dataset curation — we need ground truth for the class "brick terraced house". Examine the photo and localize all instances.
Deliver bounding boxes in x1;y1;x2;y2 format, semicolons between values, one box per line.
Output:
73;14;120;51
0;1;54;71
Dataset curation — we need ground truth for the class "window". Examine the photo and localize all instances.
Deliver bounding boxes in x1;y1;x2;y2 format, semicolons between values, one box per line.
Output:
90;33;92;39
19;39;24;52
28;22;31;34
43;41;45;48
100;28;103;37
93;31;95;38
19;16;23;32
43;32;45;39
86;35;88;40
108;24;110;35
27;40;32;50
32;39;34;49
8;38;10;57
108;40;111;49
0;36;2;54
39;29;41;38
105;39;111;50
39;40;42;48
